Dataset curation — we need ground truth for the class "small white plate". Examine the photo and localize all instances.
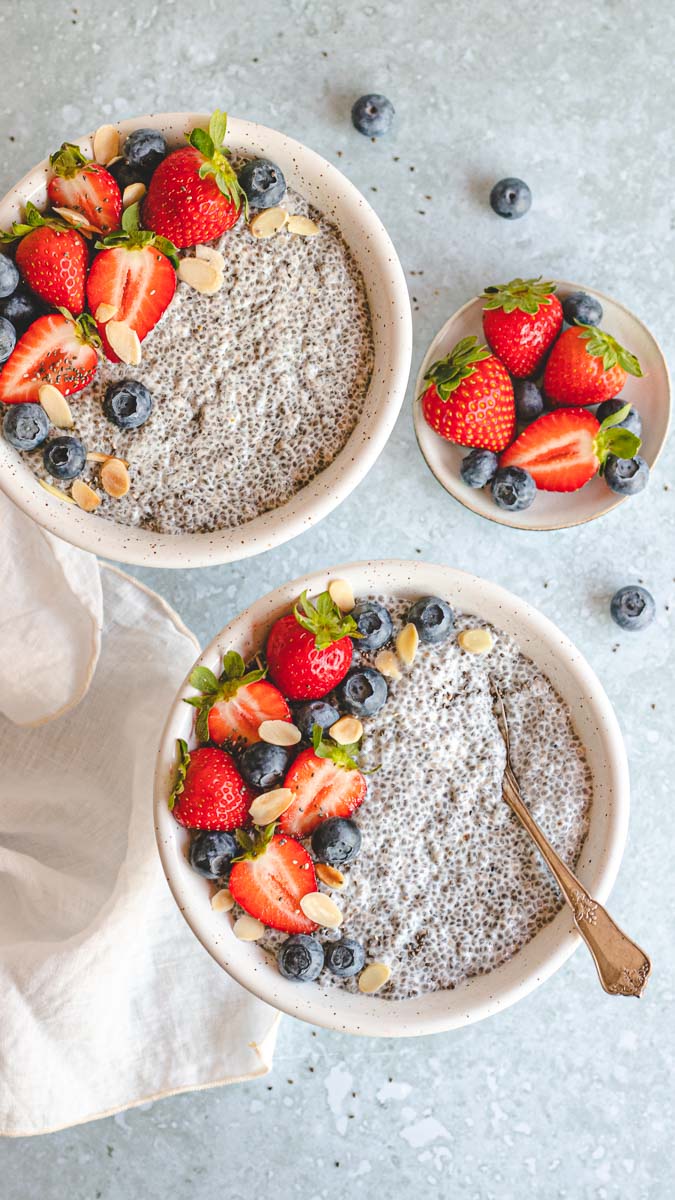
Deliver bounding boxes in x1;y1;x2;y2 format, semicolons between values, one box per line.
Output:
413;281;671;531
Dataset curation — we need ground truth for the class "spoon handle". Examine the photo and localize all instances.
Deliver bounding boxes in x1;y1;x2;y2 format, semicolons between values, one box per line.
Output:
502;766;651;997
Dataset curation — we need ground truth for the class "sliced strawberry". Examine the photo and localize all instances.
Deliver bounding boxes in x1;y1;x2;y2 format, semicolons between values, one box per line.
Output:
0;312;99;405
1;202;88;313
500;405;642;492
169;740;253;830
279;735;367;839
229;829;319;934
266;591;357;701
185;651;291;746
48;142;122;234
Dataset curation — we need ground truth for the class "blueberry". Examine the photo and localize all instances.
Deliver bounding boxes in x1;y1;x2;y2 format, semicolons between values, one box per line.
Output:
0;287;45;335
311;817;361;865
0;315;16;364
489;177;532;220
43;435;86;480
514;380;544;423
351;94;395;137
604;455;649;496
103;379;153;429
491;466;536;511
278;934;324;982
350;600;393;651
562;291;603;327
0;254;19;299
336;666;387;717
107;156;141;192
460;448;498;488
238;158;286;210
3;402;50;451
596;398;642;438
610;585;655;632
406;596;455;644
122;128;168;181
239;741;291;790
293;700;340;743
189;829;238;879
324;937;365;978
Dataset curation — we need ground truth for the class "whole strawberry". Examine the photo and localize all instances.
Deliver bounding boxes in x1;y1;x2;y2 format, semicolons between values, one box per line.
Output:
143;110;244;248
266;590;357;701
421;336;515;452
0;202;88;313
544;325;642;407
48;142;122;234
481;276;563;378
169;740;253;830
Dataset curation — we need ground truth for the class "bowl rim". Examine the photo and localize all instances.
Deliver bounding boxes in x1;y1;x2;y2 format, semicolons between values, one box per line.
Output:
413;279;672;532
153;558;630;1037
0;111;412;568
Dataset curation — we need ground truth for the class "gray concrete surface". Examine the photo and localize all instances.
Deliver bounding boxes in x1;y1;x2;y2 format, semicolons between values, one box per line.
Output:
1;0;673;1196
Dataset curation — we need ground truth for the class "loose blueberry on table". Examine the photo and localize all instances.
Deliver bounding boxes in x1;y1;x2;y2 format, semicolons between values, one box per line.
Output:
351;93;395;137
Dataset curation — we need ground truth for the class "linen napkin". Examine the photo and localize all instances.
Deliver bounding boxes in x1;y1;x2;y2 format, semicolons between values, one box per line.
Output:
0;492;278;1137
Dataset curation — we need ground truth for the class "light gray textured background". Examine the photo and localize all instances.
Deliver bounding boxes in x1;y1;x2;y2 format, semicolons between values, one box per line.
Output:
1;0;673;1196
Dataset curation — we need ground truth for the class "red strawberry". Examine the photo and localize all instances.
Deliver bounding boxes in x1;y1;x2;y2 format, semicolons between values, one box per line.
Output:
229;828;319;934
143;110;244;248
266;591;357;701
481;276;563;378
421;336;516;452
544;325;643;407
0;312;99;404
1;202;88;313
85;203;177;360
169;739;253;830
279;731;367;838
48;141;122;234
185;650;291;746
500;404;642;492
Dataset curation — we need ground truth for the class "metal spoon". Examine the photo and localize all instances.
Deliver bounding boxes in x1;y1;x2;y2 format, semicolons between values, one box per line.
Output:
491;685;651;997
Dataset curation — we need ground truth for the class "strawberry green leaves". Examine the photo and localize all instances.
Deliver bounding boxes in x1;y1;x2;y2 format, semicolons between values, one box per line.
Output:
55;307;102;348
184;650;266;743
293;589;360;650
168;738;191;811
312;723;360;771
578;324;643;377
0;200;75;244
96;201;179;267
482;276;557;316
187;109;245;213
594;401;642;470
423;336;493;402
49;141;91;178
233;821;277;862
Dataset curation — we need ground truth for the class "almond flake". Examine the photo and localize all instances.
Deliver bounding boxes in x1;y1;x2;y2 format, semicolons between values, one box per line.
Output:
38;383;74;429
358;962;391;994
122;182;146;208
328;577;355;612
286;214;320;237
316;863;345;890
38;478;75;504
299;892;343;928
248;787;294;825
211;888;234;913
233;914;265;941
329;715;363;746
71;479;101;512
249;207;288;239
396;622;419;666
177;256;223;295
106;320;141;365
94;302;118;324
195;244;226;271
93;123;119;164
259;719;302;747
100;457;130;499
51;207;98;235
374;649;401;680
86;451;129;466
457;628;494;655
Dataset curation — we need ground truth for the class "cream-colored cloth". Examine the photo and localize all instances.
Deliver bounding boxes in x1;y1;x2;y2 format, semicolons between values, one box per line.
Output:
0;494;278;1136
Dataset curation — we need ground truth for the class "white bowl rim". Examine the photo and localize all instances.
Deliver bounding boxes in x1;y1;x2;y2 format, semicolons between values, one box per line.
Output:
154;558;630;1037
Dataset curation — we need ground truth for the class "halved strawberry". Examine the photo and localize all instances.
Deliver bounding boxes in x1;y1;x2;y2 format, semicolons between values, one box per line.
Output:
169;740;253;830
279;729;367;838
48;142;122;234
266;591;357;701
0;311;99;404
1;201;88;313
185;650;291;746
85;202;177;360
500;404;641;492
229;827;319;934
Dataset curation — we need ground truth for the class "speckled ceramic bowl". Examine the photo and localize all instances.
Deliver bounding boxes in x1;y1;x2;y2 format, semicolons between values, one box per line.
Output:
154;560;630;1037
0;113;412;567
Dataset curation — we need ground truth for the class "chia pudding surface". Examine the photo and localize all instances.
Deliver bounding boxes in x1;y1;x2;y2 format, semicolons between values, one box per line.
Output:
31;187;374;534
257;597;592;1001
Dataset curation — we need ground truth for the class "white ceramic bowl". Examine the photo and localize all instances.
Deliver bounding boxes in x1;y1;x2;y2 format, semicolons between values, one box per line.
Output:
0;113;412;567
154;559;629;1037
414;281;671;531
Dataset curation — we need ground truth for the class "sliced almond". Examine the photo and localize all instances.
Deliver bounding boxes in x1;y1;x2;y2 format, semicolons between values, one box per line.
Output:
328;577;355;612
248;787;294;825
286;214;320;237
38;383;74;429
38;478;75;504
122;181;146;208
457;628;494;655
195;244;226;271
374;649;402;680
249;207;288;239
94;302;118;324
177;256;223;295
71;479;101;512
86;450;129;467
233;914;265;941
259;719;301;747
100;457;130;498
299;891;343;928
106;319;141;365
316;863;345;890
93;123;119;164
396;622;419;666
51;206;98;235
329;715;363;746
211;888;234;913
358;962;391;994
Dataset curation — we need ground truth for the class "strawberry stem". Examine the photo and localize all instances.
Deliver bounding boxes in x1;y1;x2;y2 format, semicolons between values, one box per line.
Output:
95;202;179;267
184;650;266;743
423;336;492;402
49;141;91;178
594;402;642;471
168;738;190;810
0;200;78;244
577;324;643;377
481;276;557;315
232;822;277;862
187;109;245;214
293;590;359;650
312;724;361;771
